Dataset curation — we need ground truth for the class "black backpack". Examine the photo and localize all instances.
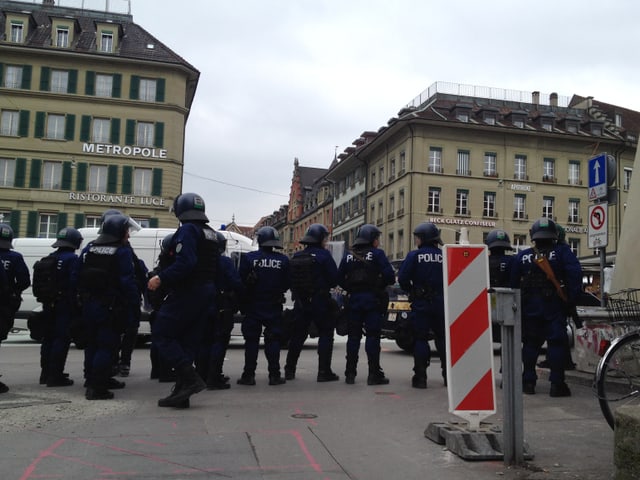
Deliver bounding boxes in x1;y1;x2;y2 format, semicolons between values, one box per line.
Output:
32;254;60;304
290;252;317;301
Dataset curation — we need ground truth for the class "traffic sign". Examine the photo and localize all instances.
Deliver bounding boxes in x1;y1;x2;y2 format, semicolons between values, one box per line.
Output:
588;154;607;201
588;202;608;248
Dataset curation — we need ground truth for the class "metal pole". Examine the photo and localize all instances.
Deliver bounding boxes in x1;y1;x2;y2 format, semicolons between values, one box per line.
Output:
600;247;606;307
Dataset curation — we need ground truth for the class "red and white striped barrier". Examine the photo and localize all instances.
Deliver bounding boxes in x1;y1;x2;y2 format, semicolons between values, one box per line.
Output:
443;244;495;429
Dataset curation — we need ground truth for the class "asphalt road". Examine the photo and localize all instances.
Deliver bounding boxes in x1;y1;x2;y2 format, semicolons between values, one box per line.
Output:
0;332;614;480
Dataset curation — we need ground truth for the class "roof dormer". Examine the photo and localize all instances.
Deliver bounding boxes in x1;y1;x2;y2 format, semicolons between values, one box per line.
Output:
450;103;472;123
5;12;31;44
50;16;78;48
95;20;123;53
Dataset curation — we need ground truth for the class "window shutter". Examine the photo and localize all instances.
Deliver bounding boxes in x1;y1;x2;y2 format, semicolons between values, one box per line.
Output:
152;168;162;196
21;65;32;89
40;66;50;91
113;74;122;98
80;115;91;142
61;162;72;190
110;118;120;144
74;213;85;228
154;122;164;148
85;70;95;95
68;69;78;94
156;78;165;102
129;75;140;100
64;114;75;140
125;119;135;145
30;159;42;188
57;212;68;229
121;165;132;194
35;111;45;138
149;218;159;228
18;110;30;137
107;165;118;193
27;211;38;237
9;210;20;235
76;162;87;190
0;64;3;85
14;158;26;187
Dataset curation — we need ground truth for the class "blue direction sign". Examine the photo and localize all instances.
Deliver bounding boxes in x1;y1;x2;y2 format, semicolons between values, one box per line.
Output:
588;153;608;201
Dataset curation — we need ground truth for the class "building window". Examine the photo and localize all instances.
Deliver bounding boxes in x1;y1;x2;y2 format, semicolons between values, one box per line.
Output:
378;166;384;187
388;232;394;258
92;118;111;143
513;234;526;248
89;165;108;193
428;187;441;213
85;216;101;228
399;189;405;214
542;196;554;219
389;158;396;180
541;118;553;131
10;22;23;43
514;194;526;219
136;122;154;147
0;158;16;187
139;78;157;102
0;110;19;136
568;238;580;256
484;152;497;177
568;161;581;185
389;195;395;219
624;168;633;191
134;168;152;195
132;218;150;228
429;147;442;173
455;189;469;215
483;192;496;217
46;114;66;140
100;32;114;52
377;200;383;224
50;70;69;94
615;113;623;128
42;161;62;189
399;151;406;174
38;214;58;239
514;154;527;180
3;65;23;89
568;199;580;223
484;113;496;125
566;121;579;134
543;158;555;182
457;150;470;176
398;229;404;258
512;115;525;128
370;171;376;191
56;27;69;47
96;74;113;97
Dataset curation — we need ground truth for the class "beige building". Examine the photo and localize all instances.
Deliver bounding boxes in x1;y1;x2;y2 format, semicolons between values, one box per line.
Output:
0;0;198;237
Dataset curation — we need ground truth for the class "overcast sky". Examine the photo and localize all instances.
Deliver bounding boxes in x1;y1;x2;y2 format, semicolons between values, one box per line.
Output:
60;0;640;227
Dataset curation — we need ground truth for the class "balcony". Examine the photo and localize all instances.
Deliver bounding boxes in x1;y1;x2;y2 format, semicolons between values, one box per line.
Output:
428;166;443;174
542;175;557;183
513;174;529;180
483;171;499;177
397;208;405;217
456;169;471;176
513;211;528;220
387;212;395;220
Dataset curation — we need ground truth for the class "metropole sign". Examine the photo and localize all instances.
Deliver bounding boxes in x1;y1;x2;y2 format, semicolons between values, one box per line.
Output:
588;202;608;249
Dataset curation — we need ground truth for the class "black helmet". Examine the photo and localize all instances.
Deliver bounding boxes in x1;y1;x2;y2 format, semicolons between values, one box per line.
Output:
215;231;228;254
530;218;558;242
52;227;83;249
485;229;513;250
353;224;381;246
172;193;208;222
413;222;442;246
300;223;329;245
256;226;282;248
0;223;14;249
94;214;132;245
556;223;567;243
160;233;174;253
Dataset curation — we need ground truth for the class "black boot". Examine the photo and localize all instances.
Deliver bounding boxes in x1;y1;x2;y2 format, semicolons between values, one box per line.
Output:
46;375;74;387
237;371;256;385
367;359;389;386
157;363;205;407
284;350;299;380
206;357;230;390
411;357;428;389
317;349;339;382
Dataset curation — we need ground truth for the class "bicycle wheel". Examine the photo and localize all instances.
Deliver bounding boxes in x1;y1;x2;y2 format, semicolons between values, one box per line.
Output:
595;331;640;429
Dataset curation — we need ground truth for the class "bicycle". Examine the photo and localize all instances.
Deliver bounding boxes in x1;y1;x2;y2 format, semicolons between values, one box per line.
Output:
594;288;640;429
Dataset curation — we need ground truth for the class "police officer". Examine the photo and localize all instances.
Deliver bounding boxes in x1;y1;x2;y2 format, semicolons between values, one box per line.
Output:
39;228;83;387
237;226;290;386
485;229;516;344
338;224;395;385
78;214;140;400
0;224;30;393
148;193;217;407
510;218;582;397
200;231;243;390
398;222;446;389
285;223;340;382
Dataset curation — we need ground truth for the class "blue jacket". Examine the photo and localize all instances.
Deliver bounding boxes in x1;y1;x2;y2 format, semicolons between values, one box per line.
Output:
239;248;290;306
292;245;338;294
0;248;31;295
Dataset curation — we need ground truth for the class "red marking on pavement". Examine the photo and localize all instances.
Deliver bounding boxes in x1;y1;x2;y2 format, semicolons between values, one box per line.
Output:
449;289;489;365
20;438;66;480
447;247;483;285
288;429;323;473
455;369;495;410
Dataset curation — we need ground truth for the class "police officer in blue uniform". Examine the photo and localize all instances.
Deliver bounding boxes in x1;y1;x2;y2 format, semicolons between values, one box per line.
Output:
285;223;340;382
486;229;516;344
237;226;290;386
510;218;582;397
78;214;140;400
148;193;217;407
398;222;446;389
40;227;83;387
0;224;30;393
338;224;395;385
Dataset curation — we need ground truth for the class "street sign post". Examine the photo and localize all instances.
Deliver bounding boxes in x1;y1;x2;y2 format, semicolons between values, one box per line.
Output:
588;202;608;249
588;153;608;201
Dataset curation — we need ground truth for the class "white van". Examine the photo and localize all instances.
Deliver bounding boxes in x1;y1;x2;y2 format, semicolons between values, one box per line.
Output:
11;227;257;337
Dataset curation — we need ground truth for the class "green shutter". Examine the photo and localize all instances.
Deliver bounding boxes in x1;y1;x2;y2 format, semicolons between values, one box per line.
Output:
9;210;20;235
74;213;85;228
57;212;68;229
40;66;50;91
156;78;165;102
149;218;159;228
18;110;30;137
152;168;162;196
14;158;26;187
113;74;122;98
0;64;3;86
64;114;75;140
110;118;121;144
107;165;118;193
85;70;95;95
80;115;91;142
129;75;140;100
29;159;42;188
61;162;72;190
125;119;135;145
35;111;45;138
21;65;32;89
68;69;78;94
27;211;38;237
154;122;164;148
121;165;132;194
76;162;87;190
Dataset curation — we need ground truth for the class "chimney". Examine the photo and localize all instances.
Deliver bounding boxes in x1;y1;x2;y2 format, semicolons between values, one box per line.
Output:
532;91;540;105
550;92;558;107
